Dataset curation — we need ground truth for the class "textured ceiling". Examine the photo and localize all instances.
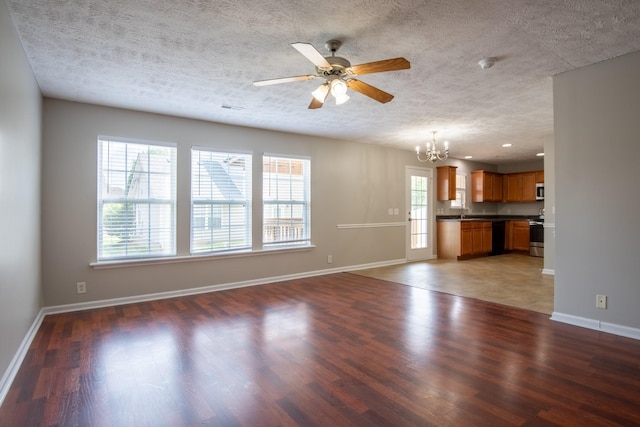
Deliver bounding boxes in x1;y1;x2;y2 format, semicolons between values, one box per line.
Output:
6;0;640;164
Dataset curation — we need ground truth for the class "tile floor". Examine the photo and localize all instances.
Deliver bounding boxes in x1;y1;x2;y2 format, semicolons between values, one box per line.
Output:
352;253;554;314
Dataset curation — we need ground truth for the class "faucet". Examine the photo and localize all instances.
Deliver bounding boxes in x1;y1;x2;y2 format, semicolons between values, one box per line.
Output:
460;206;466;219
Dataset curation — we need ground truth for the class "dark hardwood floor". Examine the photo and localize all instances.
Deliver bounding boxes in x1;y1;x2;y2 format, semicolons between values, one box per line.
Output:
2;273;639;426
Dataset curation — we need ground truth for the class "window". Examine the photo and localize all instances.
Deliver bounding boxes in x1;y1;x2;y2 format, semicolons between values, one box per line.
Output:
263;155;310;246
191;149;252;253
450;173;466;208
98;137;176;260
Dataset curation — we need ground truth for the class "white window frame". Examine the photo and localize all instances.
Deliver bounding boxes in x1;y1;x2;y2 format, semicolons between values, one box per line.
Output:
450;173;466;209
262;154;311;247
97;136;177;261
190;147;252;254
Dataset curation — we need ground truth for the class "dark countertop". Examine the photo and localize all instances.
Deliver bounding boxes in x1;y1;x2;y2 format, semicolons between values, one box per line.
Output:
436;215;543;222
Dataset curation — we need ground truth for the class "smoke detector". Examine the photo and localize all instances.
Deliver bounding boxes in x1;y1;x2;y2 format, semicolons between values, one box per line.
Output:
478;57;496;69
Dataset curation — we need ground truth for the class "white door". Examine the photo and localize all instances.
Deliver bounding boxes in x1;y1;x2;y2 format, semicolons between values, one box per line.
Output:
406;166;434;261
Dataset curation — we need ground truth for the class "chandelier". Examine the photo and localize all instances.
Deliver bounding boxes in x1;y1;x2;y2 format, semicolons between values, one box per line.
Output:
416;131;449;163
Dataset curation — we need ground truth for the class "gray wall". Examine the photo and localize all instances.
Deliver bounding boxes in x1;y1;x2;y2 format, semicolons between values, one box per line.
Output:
554;50;640;329
0;1;43;390
41;99;419;307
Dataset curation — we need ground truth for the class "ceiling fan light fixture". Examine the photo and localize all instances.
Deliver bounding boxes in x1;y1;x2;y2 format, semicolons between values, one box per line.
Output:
330;78;348;96
311;83;329;102
334;92;350;105
254;40;410;110
329;78;350;105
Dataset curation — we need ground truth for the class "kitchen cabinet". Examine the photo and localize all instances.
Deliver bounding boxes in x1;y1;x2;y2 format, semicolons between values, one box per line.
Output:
471;170;503;202
460;223;473;256
471;169;543;203
505;174;522;202
510;220;530;251
521;172;536;201
504;172;539;202
437;220;492;260
482;222;493;253
436;166;457;201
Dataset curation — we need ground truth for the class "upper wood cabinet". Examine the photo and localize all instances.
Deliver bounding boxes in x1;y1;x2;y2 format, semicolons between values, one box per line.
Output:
504;171;541;202
471;171;503;202
535;171;544;184
505;174;522;202
436;166;457;201
521;172;536;201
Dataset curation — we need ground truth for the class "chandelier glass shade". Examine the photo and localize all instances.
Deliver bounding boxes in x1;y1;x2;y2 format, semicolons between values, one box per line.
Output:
416;131;449;163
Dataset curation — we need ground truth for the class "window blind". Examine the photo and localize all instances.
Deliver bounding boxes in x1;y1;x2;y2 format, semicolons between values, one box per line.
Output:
191;148;252;253
97;137;177;260
263;155;310;246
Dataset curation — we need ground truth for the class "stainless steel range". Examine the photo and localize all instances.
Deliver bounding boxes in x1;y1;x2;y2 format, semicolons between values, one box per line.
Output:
529;220;544;257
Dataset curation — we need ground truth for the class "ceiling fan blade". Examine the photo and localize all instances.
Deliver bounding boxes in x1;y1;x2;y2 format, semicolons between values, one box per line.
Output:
348;57;410;76
308;98;324;109
291;42;331;69
253;75;318;86
347;79;394;103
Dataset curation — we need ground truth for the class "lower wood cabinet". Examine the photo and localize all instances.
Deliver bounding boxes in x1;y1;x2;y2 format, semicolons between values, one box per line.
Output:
505;220;530;251
512;220;530;251
438;221;492;260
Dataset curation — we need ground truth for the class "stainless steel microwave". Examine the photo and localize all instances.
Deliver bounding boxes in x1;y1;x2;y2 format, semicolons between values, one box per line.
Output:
536;183;544;200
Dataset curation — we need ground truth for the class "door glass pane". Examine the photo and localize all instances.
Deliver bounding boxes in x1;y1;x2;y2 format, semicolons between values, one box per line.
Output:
411;175;428;249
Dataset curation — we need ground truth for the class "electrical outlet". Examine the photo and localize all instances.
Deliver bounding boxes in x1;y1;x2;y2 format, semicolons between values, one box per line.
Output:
327;255;333;264
77;281;86;294
596;294;607;309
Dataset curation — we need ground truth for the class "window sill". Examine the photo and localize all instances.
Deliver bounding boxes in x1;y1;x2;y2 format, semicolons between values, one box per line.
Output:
90;244;316;269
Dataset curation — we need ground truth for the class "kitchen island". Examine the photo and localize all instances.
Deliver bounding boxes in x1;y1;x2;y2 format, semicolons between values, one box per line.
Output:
436;216;537;260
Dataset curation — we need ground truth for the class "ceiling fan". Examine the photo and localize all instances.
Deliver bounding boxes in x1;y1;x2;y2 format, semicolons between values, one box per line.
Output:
253;40;410;109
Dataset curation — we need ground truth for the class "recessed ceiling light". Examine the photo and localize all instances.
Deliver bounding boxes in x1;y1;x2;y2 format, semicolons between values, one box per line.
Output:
464;155;473;159
536;152;545;157
502;143;512;147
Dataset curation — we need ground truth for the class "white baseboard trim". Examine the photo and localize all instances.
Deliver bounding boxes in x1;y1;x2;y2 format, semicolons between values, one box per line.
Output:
551;312;640;340
541;268;555;275
44;259;407;315
0;309;46;407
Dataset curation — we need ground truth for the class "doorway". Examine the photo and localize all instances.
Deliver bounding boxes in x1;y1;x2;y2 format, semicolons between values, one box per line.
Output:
406;166;434;261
